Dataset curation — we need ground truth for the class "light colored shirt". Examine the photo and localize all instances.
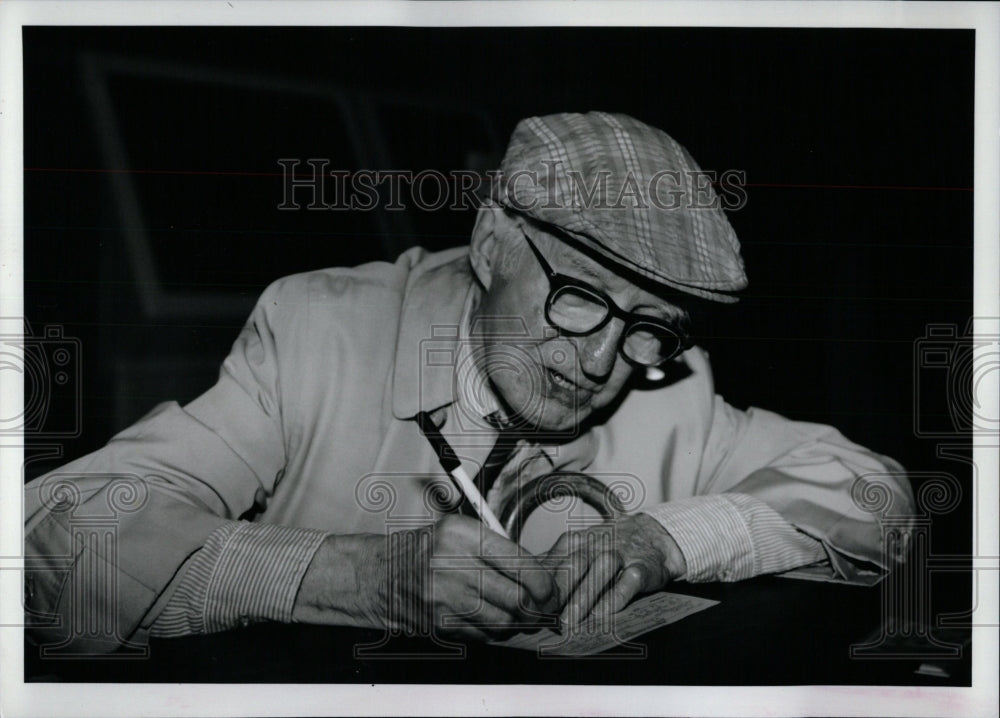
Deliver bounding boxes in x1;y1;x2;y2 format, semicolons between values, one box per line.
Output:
23;246;914;652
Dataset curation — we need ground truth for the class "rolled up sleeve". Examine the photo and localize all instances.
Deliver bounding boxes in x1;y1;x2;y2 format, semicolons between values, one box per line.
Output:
150;522;327;637
643;492;828;582
681;396;915;584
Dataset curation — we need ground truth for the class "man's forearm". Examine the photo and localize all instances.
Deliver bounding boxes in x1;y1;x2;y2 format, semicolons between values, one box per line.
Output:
291;533;386;628
630;512;688;580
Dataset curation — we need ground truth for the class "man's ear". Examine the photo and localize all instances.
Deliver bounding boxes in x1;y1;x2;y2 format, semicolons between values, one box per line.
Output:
468;204;503;289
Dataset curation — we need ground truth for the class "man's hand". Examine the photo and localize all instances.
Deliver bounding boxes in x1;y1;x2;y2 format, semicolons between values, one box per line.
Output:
293;515;559;641
543;513;687;628
389;515;559;640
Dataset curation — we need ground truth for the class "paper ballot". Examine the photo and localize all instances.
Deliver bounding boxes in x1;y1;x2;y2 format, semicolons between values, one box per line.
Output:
494;591;719;656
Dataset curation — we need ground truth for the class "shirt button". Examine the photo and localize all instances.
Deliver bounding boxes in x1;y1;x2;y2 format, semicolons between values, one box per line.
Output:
239;615;250;627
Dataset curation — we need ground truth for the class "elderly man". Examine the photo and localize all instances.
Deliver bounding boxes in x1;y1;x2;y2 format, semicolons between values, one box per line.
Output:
24;112;913;653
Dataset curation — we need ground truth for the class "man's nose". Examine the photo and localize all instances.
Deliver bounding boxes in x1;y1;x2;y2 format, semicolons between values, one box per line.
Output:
577;318;623;381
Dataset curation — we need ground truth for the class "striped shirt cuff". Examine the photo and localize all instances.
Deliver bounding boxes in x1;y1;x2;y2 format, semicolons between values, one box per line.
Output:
150;521;328;637
642;493;827;583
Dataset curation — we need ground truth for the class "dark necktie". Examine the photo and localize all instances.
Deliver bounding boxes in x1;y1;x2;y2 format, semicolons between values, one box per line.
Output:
473;412;520;498
415;409;520;519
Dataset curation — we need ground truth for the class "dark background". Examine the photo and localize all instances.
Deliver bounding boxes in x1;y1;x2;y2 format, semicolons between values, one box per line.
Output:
22;27;973;561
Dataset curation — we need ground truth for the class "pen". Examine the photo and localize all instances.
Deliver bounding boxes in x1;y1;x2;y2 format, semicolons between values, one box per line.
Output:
415;411;511;539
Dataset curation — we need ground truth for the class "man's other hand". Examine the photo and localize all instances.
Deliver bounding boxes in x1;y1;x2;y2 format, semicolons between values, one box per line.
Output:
293;515;559;641
543;513;687;629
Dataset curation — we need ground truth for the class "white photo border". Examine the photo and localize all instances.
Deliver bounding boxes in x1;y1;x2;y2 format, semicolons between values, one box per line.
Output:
1;2;997;717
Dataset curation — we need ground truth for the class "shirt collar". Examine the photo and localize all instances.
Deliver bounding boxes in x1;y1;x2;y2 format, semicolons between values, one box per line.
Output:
389;246;516;435
390;247;479;420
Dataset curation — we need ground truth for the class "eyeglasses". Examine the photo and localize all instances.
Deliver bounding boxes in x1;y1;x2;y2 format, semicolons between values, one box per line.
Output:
518;228;691;367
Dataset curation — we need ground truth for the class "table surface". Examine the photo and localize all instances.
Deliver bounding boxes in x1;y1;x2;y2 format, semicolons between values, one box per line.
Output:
25;574;971;686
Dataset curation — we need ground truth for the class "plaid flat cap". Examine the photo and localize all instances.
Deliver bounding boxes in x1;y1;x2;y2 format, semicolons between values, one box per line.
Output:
492;112;748;303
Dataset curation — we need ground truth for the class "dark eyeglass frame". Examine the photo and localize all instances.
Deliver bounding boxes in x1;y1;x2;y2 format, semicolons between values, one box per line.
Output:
518;228;691;367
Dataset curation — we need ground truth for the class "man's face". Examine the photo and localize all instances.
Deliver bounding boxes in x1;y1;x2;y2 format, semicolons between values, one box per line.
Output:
471;211;690;434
